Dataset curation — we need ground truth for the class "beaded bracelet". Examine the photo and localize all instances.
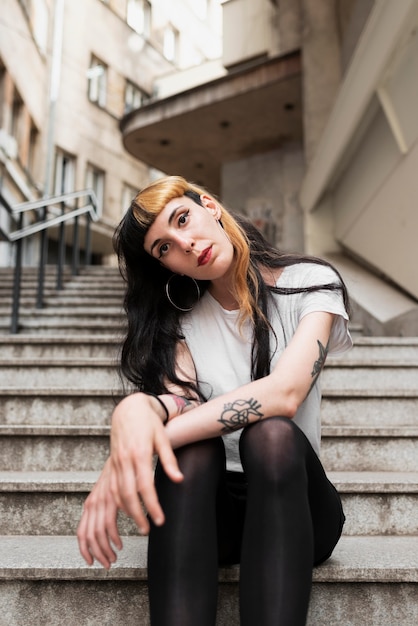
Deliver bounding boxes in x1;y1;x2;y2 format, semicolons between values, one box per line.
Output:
144;392;169;425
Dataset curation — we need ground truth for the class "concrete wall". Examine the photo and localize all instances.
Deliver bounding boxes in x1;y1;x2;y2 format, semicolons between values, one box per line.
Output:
298;0;418;331
222;0;302;68
221;144;305;253
330;7;418;300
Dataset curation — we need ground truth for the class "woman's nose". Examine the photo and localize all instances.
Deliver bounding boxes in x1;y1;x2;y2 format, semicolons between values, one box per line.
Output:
178;236;194;253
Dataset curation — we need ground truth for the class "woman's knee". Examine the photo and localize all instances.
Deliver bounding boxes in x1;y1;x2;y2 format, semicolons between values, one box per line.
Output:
172;437;225;483
239;417;306;484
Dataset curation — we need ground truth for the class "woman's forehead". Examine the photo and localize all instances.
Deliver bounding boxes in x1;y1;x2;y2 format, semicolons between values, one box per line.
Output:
143;196;191;251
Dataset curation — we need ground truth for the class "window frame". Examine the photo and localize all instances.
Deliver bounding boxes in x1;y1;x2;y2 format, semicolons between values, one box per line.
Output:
87;56;108;108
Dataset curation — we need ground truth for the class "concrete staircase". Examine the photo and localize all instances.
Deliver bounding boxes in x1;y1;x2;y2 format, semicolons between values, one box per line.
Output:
0;266;417;625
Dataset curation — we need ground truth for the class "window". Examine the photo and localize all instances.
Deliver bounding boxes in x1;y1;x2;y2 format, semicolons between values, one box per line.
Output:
86;163;105;216
87;57;107;107
10;90;23;143
54;150;76;196
127;0;151;37
163;24;179;63
28;124;39;177
124;81;148;114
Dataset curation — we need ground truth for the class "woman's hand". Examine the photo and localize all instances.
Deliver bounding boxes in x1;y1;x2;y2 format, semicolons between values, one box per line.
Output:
77;457;122;570
109;393;184;534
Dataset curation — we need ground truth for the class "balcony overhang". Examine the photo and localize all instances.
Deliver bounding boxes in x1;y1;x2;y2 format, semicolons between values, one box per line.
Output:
120;51;302;194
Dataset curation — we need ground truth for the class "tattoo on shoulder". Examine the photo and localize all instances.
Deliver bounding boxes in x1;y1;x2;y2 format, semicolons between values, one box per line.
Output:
218;398;264;434
309;339;329;393
173;395;195;414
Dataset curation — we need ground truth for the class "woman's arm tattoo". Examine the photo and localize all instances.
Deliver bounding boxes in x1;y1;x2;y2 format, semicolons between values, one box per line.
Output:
308;339;329;394
172;395;197;415
218;398;264;434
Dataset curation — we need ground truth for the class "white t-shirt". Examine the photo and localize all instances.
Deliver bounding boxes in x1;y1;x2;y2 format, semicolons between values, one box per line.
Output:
181;263;352;472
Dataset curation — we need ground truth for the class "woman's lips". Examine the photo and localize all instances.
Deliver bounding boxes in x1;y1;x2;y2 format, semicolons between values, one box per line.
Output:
198;246;212;266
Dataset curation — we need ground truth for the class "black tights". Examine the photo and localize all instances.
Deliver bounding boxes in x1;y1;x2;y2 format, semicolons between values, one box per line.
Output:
148;417;345;626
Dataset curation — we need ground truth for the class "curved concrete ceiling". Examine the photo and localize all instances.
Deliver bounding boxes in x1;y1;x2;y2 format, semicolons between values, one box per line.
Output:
120;51;303;194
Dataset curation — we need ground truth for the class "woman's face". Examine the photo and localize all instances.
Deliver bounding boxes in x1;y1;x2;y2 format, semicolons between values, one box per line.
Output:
144;194;235;281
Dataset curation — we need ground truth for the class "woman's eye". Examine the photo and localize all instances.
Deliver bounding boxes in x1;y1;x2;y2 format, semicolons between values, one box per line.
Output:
158;243;169;258
178;210;189;225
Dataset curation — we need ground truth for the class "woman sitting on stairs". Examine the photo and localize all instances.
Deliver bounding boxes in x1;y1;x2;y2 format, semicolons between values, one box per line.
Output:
77;175;352;625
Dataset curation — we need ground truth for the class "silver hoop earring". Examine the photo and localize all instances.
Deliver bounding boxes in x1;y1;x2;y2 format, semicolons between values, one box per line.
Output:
165;274;201;312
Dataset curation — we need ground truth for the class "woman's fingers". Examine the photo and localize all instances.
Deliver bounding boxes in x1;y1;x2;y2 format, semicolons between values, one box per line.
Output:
94;496;119;567
154;426;184;484
117;447;167;532
78;499;110;569
77;464;122;569
77;505;94;566
133;459;165;529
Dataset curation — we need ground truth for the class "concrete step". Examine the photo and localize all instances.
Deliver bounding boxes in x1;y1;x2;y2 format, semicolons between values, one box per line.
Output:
0;424;416;472
4;307;124;319
332;471;418;535
0;389;119;426
0;268;122;281
0;426;110;471
1;335;415;361
321;390;418;426
0;297;124;308
1;356;417;389
0;285;124;301
0;471;137;536
0;285;124;296
0;414;418;472
321;426;418;471
0;283;90;300
0;387;416;427
0;275;75;295
322;364;418;390
0;335;121;359
0;535;415;625
0;319;125;335
0;470;416;537
0;380;418;427
0;360;121;389
328;336;418;362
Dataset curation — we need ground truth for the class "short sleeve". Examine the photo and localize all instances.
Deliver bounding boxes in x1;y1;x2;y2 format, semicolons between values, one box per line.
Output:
297;264;352;355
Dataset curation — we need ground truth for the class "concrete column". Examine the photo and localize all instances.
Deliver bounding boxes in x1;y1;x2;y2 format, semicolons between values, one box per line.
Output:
301;0;342;164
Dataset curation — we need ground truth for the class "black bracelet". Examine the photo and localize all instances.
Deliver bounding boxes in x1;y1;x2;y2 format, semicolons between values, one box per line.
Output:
144;392;169;425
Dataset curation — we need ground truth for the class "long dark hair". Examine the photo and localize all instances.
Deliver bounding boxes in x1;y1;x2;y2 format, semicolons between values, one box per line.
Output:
114;176;350;399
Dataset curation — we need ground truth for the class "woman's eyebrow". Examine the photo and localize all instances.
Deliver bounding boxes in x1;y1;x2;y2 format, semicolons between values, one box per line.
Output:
149;205;185;254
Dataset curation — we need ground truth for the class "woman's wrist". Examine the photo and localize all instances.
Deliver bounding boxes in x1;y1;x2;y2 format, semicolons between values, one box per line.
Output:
127;391;201;425
143;393;169;424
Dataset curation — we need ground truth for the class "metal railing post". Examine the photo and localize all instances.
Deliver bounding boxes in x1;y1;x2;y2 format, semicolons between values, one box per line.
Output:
56;200;66;290
85;211;92;266
11;213;24;333
71;196;80;275
36;207;48;309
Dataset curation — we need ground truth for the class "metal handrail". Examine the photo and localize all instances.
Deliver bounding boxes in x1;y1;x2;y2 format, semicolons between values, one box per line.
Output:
0;189;99;333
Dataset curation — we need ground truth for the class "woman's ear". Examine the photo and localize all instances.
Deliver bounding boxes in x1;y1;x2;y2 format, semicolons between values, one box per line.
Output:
200;194;222;219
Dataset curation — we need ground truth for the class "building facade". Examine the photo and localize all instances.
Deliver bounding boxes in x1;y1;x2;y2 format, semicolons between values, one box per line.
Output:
0;0;222;264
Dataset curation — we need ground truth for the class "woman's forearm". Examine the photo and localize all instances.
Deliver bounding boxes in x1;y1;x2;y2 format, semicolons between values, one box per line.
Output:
164;373;296;449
